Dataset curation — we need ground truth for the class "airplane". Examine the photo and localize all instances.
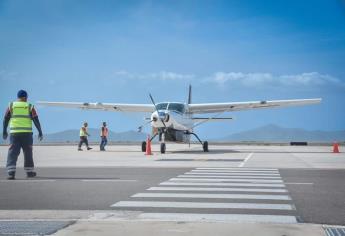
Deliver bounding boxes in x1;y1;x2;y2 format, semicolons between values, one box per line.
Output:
37;85;321;153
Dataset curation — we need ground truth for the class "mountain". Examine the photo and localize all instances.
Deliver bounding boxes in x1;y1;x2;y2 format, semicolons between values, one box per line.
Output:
0;128;148;144
38;128;148;143
218;124;345;142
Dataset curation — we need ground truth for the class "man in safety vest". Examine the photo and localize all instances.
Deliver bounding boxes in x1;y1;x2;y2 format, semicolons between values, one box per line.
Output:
2;90;43;180
100;122;108;151
78;122;92;151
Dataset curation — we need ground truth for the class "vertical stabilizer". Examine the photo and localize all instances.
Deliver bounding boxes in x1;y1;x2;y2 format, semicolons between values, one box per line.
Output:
187;84;192;104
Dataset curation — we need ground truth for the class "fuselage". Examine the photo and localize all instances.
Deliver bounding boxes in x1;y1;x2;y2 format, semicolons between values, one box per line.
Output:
150;102;193;143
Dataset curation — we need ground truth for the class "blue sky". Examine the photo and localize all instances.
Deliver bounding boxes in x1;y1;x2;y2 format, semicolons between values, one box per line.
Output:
1;0;345;138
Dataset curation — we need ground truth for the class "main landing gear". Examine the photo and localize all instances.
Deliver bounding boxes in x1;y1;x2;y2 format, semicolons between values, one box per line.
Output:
188;131;208;152
141;131;209;153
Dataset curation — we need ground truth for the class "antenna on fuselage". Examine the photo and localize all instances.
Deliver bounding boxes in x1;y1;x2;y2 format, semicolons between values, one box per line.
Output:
187;84;192;104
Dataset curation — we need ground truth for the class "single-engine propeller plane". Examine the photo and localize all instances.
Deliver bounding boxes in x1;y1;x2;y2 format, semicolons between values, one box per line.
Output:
37;85;321;153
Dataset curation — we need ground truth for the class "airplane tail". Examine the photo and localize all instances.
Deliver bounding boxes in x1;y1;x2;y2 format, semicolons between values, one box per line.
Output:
187;84;192;104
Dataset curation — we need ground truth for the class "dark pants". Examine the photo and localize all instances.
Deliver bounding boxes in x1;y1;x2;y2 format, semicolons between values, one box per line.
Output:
7;133;34;175
100;136;107;150
78;136;89;148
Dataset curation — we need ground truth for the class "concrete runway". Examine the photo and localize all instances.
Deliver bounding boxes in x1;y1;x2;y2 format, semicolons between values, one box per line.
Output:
0;144;344;235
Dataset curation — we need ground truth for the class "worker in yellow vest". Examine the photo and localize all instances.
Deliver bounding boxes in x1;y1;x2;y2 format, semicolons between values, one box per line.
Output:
100;122;108;151
2;90;43;180
78;122;92;151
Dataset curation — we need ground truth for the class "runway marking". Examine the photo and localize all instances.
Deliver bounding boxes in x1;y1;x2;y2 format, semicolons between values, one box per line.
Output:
184;172;280;176
137;213;298;224
0;180;56;183
191;170;279;174
169;178;283;183
111;201;295;210
132;193;291;200
196;167;277;171
81;179;137;182
160;182;286;187
284;182;314;185
178;175;282;179
147;186;288;193
239;152;254;167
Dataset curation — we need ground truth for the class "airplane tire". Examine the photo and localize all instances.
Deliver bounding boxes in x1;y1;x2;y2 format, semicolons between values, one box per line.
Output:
203;141;209;152
160;143;166;154
141;141;146;152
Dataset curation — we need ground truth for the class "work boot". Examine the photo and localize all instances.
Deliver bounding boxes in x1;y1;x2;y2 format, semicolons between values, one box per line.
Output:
26;172;37;178
7;172;15;180
87;147;92;150
78;148;83;151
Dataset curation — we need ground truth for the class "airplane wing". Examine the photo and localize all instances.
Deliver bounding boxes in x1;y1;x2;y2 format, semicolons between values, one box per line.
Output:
37;101;155;113
188;98;321;114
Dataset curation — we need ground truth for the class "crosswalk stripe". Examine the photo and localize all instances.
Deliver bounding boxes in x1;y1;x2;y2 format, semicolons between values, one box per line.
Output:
160;182;286;187
147;186;288;193
184;172;280;176
111;201;295;210
196;168;278;171
178;175;282;179
132;193;291;200
191;170;279;174
169;178;283;183
137;213;297;224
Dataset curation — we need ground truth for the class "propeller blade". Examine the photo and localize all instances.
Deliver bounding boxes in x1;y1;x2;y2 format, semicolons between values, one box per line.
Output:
149;93;167;128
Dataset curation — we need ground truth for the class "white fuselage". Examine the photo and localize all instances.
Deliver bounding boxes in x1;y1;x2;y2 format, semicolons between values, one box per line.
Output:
150;102;193;131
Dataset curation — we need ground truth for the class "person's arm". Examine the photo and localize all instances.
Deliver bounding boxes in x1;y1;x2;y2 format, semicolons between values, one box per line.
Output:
2;108;11;139
31;107;43;140
101;127;105;137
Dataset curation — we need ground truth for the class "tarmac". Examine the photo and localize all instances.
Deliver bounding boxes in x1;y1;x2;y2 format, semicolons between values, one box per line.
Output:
0;143;344;235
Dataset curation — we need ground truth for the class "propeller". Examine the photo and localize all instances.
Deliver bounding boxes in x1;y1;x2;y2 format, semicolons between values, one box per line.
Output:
149;93;167;129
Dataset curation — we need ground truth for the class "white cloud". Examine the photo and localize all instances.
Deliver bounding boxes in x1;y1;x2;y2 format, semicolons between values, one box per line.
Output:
210;71;344;88
113;70;195;81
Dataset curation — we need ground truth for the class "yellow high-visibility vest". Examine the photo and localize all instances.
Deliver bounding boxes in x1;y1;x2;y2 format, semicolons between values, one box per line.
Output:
9;101;33;134
80;127;87;137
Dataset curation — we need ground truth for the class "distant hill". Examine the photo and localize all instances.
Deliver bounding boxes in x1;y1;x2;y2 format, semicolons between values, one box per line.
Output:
0;128;148;144
217;124;345;142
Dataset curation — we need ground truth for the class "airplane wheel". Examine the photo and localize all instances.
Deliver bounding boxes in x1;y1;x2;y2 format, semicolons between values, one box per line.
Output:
203;141;209;152
141;141;146;152
160;143;166;154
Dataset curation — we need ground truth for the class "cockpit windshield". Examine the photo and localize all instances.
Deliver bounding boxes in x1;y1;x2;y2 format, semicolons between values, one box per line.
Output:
168;103;185;113
155;102;185;113
156;103;168;110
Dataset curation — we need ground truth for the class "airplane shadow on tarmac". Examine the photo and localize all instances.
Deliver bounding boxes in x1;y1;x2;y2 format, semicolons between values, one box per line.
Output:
169;149;241;154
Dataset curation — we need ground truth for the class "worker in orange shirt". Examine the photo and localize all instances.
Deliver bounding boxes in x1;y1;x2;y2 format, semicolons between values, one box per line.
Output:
100;122;108;151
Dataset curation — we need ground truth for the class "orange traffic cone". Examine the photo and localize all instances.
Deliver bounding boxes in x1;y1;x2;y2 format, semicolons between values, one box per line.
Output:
145;135;152;155
333;142;340;153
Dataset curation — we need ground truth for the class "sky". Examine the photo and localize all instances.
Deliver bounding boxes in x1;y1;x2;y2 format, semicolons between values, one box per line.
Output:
1;0;345;138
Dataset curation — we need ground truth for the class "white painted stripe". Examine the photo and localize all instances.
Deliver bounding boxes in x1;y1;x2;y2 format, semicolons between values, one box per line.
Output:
137;213;297;224
148;186;288;193
81;179;137;182
178;175;282;179
0;180;56;183
160;182;285;187
184;172;280;176
170;178;283;183
196;167;278;171
132;193;291;200
191;170;279;174
111;201;295;210
239;152;254;167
